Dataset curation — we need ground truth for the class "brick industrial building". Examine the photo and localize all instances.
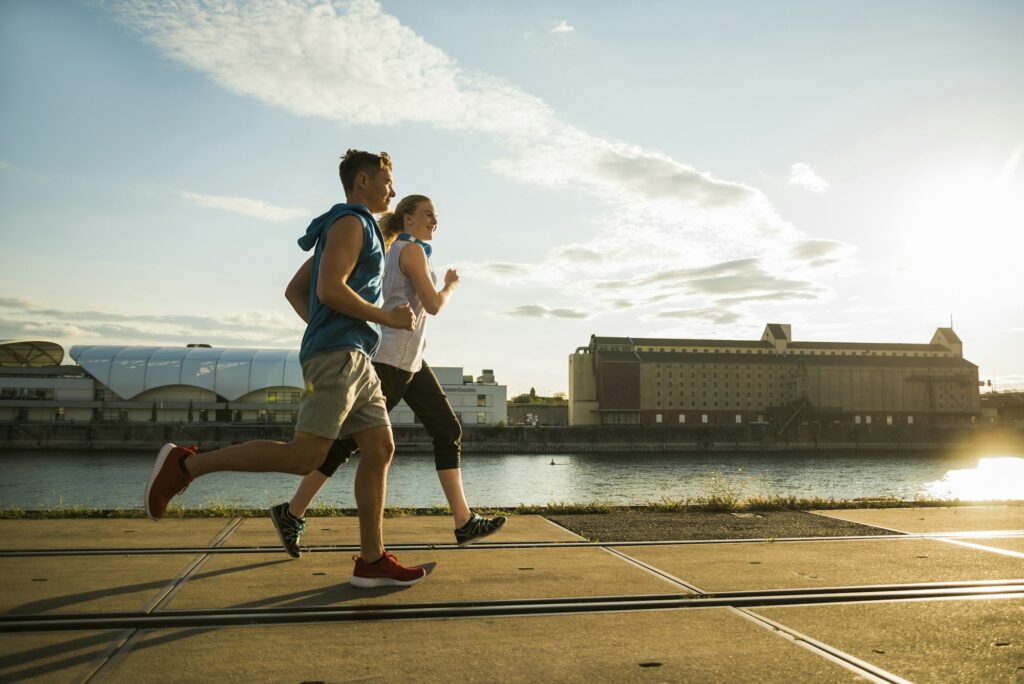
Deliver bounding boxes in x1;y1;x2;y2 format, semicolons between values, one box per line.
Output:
569;324;980;428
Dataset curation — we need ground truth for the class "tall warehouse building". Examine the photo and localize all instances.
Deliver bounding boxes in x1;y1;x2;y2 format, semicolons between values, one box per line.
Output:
569;324;979;428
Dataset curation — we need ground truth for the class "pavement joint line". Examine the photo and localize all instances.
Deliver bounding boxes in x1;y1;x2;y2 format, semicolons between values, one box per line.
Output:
584;540;963;684
933;537;1024;560
538;515;588;540
601;546;706;594
79;517;243;684
732;607;910;684
808;511;1024;561
12;529;1024;557
68;629;134;684
4;585;1022;633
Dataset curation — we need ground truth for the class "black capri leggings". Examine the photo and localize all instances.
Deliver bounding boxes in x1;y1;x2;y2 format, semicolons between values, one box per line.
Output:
318;360;462;477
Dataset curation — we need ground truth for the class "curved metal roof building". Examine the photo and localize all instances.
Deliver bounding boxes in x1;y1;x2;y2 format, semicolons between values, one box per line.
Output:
69;345;303;400
0;340;65;367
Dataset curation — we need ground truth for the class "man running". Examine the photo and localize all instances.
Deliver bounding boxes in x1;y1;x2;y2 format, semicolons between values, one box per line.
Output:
144;149;426;587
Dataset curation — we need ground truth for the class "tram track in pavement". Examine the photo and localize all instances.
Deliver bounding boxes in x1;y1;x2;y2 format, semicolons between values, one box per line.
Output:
4;528;1024;557
2;579;1022;633
5;522;1022;683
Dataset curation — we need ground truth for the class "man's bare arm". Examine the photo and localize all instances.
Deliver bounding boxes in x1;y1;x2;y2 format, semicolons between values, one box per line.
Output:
317;216;414;330
284;257;313;324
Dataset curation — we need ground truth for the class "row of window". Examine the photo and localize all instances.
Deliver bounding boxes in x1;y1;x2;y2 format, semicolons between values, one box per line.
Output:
653;413;927;425
637;347;950;357
656;401;782;409
855;415;915;425
395;411;490;425
656;370;786;377
653;413;766;424
0;388;54;400
267;391;301;404
272;390;492;408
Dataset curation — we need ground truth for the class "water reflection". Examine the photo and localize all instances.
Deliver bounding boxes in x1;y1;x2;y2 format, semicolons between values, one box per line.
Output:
925;456;1024;501
2;450;1023;509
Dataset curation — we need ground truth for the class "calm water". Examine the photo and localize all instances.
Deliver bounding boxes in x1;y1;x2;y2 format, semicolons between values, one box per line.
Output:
1;449;1022;510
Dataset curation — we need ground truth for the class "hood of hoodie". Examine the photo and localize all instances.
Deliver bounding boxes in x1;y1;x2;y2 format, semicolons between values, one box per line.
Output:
297;203;376;252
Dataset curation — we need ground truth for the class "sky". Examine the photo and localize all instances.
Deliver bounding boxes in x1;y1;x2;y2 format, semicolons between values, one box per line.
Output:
1;0;1022;396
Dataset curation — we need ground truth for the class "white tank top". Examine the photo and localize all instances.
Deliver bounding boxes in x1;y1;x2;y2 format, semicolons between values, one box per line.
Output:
374;239;436;372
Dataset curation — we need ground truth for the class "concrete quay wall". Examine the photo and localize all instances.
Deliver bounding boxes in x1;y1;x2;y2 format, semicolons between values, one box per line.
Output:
3;421;1018;454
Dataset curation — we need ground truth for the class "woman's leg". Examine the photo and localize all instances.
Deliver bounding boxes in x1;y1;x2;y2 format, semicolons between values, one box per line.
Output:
289;471;329;518
271;438;356;558
436;467;472;528
287;438;356;517
401;362;472;526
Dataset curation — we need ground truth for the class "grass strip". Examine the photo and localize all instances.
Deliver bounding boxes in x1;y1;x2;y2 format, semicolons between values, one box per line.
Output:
1;497;1020;519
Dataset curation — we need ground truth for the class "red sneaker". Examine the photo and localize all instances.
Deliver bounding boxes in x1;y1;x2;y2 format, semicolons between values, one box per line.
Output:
351;552;427;588
145;443;196;520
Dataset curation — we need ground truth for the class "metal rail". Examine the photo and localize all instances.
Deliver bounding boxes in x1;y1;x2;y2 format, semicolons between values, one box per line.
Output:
3;582;1022;633
4;529;1023;557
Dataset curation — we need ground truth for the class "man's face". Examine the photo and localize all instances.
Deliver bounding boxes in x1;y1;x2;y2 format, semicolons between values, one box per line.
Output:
364;167;395;214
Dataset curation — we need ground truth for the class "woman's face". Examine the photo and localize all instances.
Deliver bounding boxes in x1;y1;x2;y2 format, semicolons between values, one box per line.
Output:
404;200;437;241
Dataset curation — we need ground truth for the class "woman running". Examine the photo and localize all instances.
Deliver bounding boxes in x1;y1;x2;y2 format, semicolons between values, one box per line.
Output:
271;194;506;557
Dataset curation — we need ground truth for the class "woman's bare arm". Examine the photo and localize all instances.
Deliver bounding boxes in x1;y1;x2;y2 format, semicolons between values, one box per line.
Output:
400;243;459;316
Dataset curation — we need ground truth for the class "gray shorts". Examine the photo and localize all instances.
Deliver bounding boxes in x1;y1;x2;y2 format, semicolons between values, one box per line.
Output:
295;349;390;440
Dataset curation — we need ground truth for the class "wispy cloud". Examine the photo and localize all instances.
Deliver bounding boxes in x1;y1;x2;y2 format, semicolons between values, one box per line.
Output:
110;0;853;328
180;191;308;222
455;261;544;283
550;20;575;34
504;305;590;319
789;163;829;193
0;296;304;349
652;307;742;325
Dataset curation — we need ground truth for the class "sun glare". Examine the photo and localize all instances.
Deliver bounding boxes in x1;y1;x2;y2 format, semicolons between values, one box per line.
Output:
899;162;1024;287
924;456;1024;501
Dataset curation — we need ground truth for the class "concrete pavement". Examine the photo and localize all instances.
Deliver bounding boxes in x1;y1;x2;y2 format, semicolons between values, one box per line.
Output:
1;509;1022;682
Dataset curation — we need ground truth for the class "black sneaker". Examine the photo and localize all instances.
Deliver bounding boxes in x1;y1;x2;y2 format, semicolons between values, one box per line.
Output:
455;512;507;547
270;502;305;558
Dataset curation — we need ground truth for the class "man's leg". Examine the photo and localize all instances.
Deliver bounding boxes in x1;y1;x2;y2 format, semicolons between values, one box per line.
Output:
282;364;410;525
287;364;410;520
147;432;331;519
274;364;405;556
185;432;331;477
347;421;426;587
351;425;395;561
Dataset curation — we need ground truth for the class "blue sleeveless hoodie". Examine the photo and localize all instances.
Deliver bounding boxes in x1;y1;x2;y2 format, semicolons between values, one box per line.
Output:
297;203;385;364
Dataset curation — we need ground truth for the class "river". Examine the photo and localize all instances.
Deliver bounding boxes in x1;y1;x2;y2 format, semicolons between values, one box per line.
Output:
2;448;1022;510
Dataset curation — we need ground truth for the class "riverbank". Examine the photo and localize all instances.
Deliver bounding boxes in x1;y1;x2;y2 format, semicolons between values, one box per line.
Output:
3;498;1021;519
4;422;1021;453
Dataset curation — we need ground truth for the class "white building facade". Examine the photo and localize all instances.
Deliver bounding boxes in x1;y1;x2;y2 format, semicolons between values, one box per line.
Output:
0;341;507;427
390;367;507;427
